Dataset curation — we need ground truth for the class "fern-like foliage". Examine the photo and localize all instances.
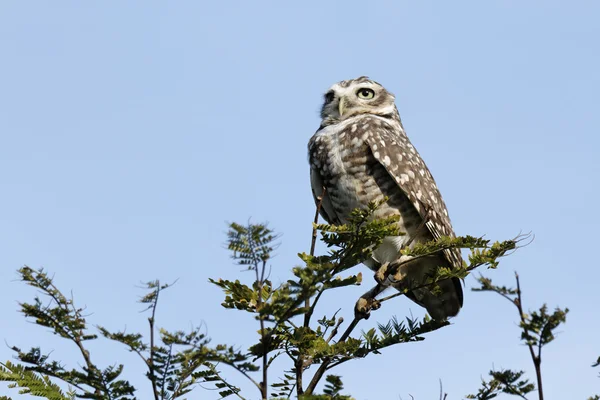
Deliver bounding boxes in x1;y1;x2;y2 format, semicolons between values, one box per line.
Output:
465;369;534;399
0;361;74;400
8;267;136;400
212;201;519;397
227;222;280;270
470;273;572;400
99;281;259;400
3;201;522;399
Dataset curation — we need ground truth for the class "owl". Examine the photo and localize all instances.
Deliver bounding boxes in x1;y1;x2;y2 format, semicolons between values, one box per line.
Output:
308;76;463;321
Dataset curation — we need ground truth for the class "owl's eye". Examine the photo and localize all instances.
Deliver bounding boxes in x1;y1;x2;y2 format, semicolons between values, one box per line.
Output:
357;88;375;99
324;91;335;103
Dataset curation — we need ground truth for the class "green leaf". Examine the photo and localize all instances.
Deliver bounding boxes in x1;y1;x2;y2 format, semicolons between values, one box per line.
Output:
0;360;74;400
466;369;534;400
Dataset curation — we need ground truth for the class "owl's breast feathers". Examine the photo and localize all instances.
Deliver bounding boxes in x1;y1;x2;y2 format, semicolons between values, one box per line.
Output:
308;115;462;270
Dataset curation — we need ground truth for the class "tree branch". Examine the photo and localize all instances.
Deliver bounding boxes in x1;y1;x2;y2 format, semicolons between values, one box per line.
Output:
209;364;247;400
257;259;268;400
148;284;161;400
221;362;262;393
297;187;326;397
305;186;326;327
304;316;361;395
309;187;326;258
515;273;544;400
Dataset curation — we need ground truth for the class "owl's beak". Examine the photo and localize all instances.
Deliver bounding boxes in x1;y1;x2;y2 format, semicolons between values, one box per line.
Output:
338;97;346;117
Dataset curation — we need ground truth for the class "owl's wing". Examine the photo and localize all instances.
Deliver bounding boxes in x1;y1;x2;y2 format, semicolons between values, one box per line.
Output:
364;122;463;269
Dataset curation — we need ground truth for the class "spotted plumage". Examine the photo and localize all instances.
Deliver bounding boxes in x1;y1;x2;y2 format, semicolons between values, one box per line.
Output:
308;76;463;320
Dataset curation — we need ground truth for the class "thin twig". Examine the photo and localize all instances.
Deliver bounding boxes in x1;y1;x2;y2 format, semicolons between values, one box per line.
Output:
378;291;403;303
479;278;517;305
493;369;529;400
297;188;326;397
326;317;344;343
286;382;297;399
44;277;105;397
320;309;341;341
438;379;448;400
221;362;262;393
148;284;161;400
160;343;174;399
304;287;325;327
304;316;361;395
209;364;247;400
515;273;544;400
257;259;268;400
305;187;326;327
243;226;269;399
309;186;327;257
477;272;544;399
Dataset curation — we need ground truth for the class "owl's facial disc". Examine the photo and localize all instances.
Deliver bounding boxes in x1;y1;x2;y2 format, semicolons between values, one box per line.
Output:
320;77;396;125
339;87;376;116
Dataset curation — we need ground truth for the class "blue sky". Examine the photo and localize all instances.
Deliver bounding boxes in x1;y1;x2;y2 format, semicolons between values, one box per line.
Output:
1;1;598;399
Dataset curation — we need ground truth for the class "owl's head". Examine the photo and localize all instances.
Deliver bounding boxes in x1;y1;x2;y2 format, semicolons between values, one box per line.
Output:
320;76;399;126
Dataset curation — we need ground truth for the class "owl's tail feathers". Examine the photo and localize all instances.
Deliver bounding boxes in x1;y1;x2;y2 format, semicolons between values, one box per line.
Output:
405;277;463;321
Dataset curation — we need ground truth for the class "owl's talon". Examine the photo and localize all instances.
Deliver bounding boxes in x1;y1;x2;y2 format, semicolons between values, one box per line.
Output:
374;262;390;284
354;298;371;319
371;299;381;310
354;297;381;320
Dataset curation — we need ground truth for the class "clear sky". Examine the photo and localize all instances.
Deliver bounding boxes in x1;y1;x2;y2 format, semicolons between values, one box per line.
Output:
1;1;599;399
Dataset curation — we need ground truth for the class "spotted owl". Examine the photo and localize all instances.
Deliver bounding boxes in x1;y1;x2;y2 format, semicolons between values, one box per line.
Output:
308;76;463;320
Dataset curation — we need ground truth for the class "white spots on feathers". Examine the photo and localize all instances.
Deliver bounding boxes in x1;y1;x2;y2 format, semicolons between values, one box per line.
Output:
307;112;459;270
436;221;443;232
